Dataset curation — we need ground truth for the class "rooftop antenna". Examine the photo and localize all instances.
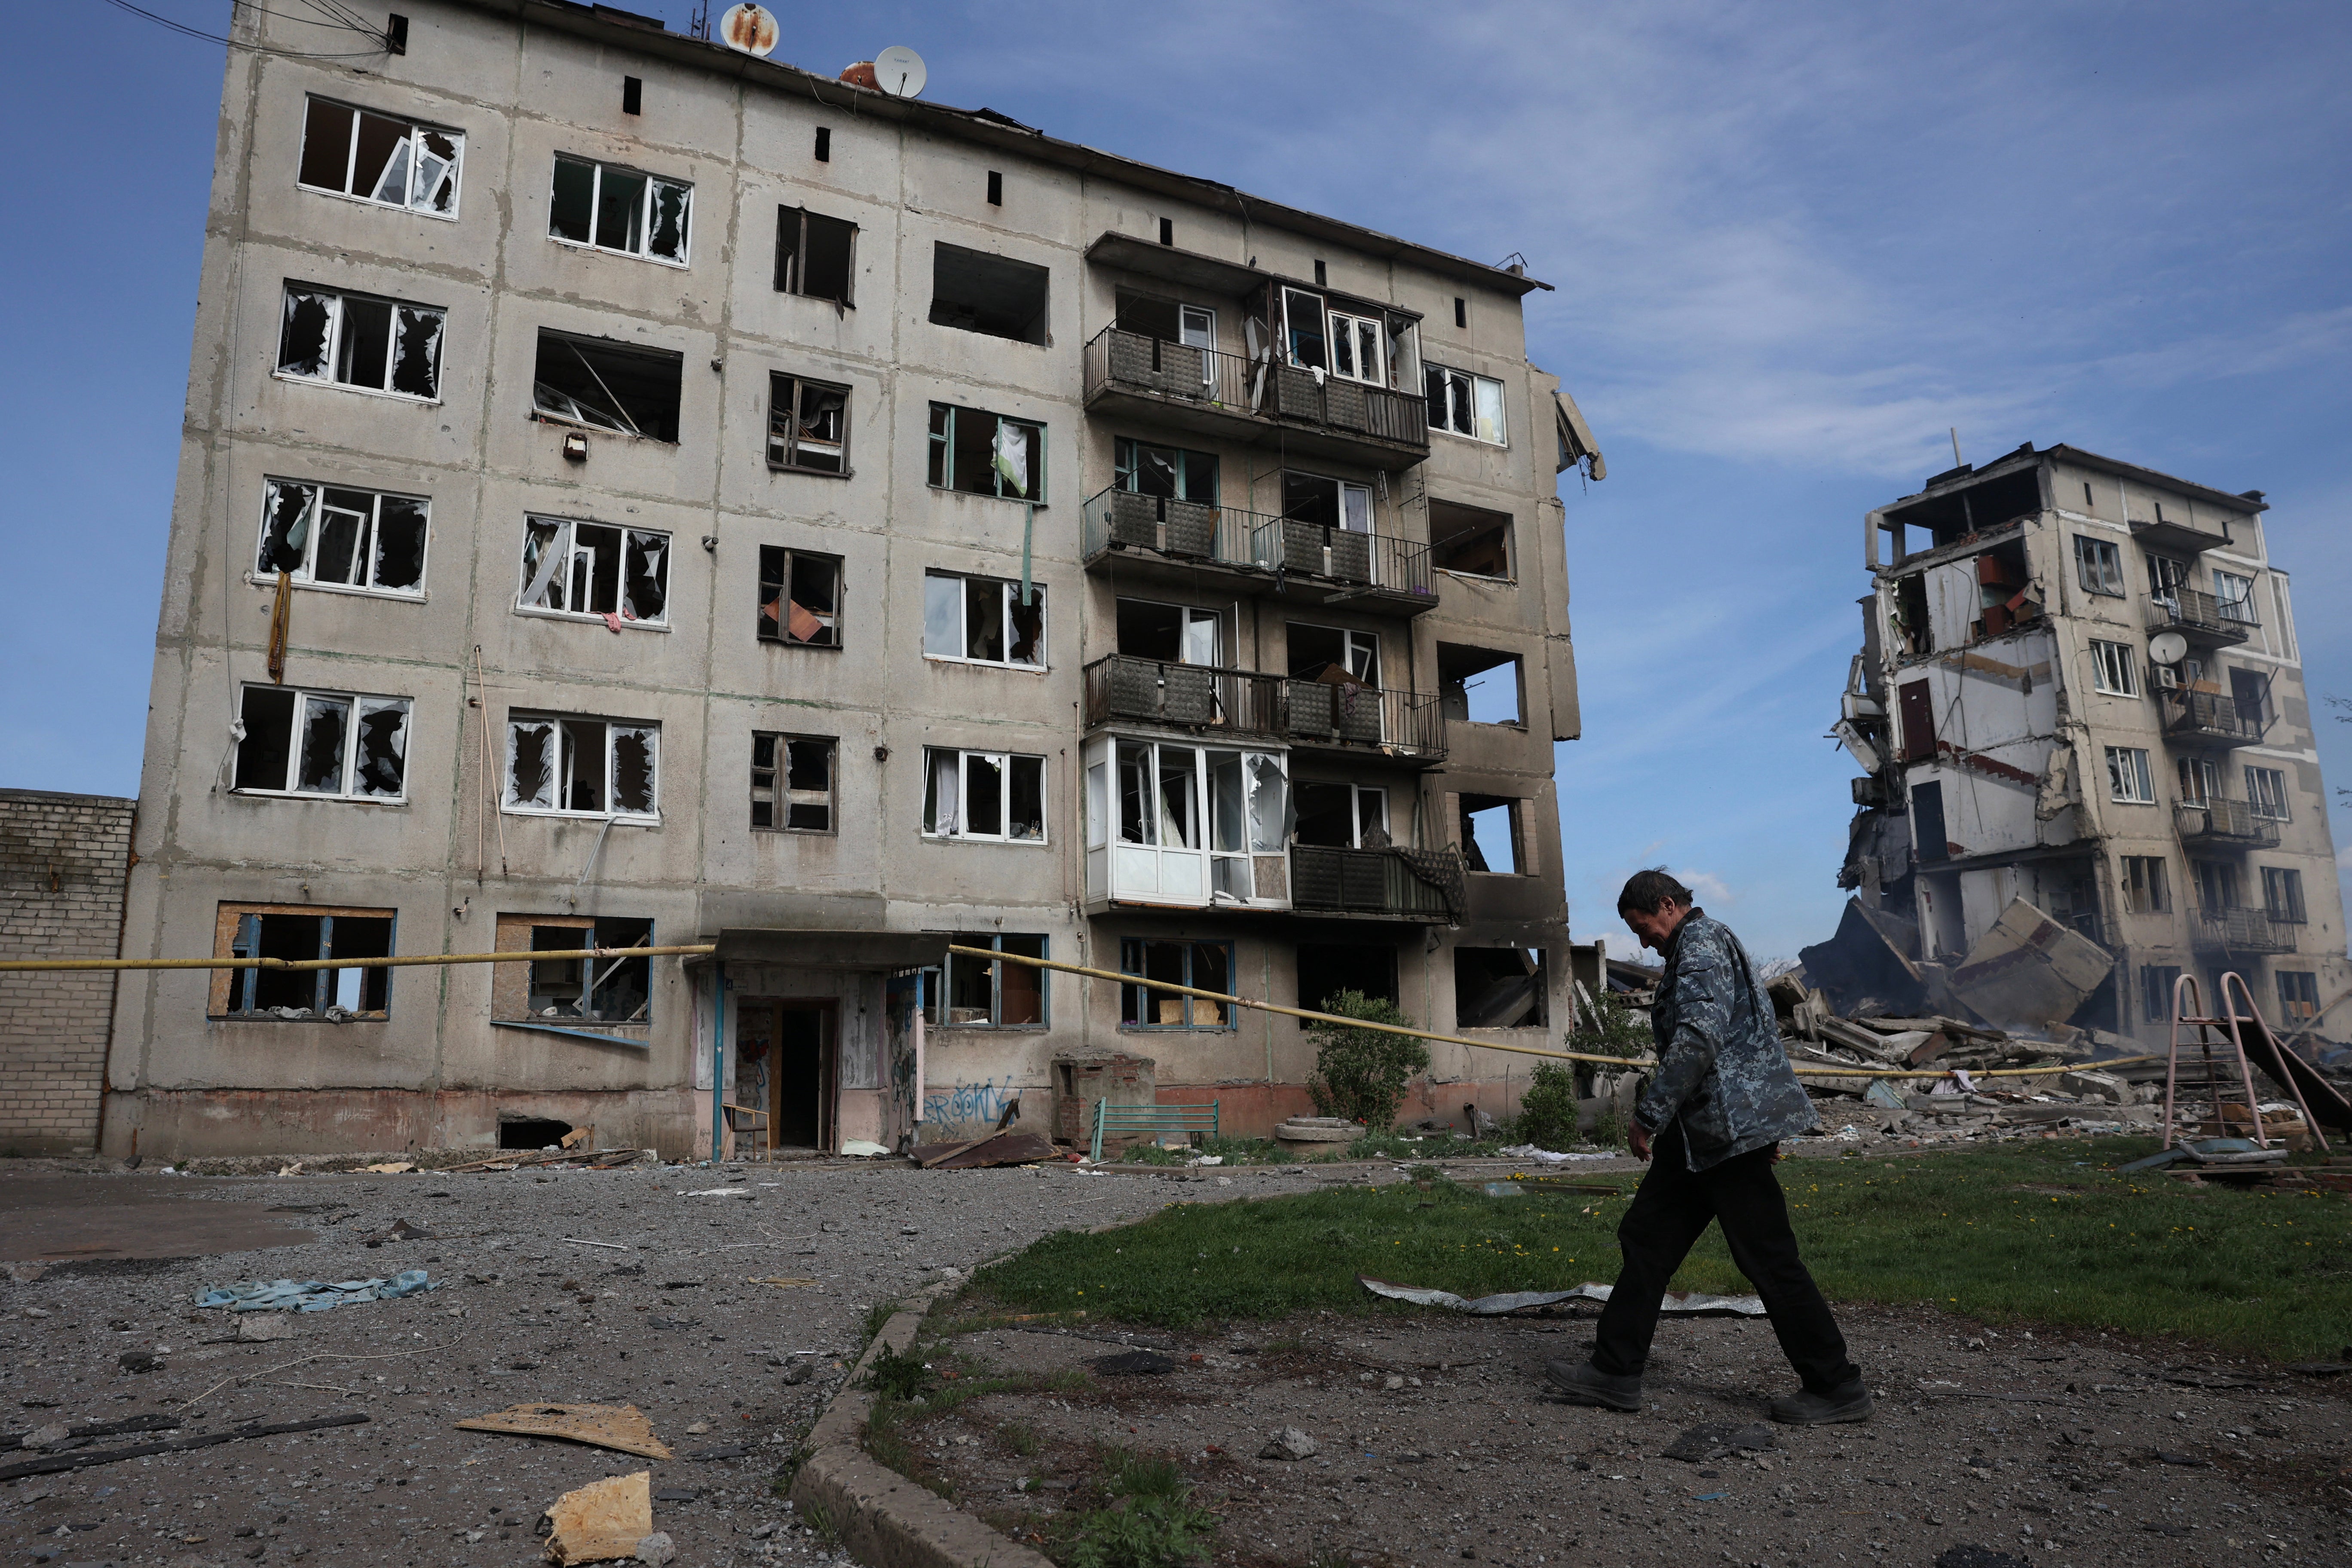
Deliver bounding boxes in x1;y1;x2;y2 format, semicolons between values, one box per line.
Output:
874;45;928;98
1950;427;1963;468
717;4;778;56
689;0;710;42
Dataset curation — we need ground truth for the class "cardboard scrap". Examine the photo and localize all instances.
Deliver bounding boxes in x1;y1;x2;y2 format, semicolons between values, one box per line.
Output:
541;1468;652;1565
456;1403;674;1460
360;1161;416;1174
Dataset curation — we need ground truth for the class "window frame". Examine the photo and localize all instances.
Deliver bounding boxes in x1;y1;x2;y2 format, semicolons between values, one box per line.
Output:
1327;308;1387;386
503;714;662;822
2087;638;2140;697
548;153;692;266
766;371;851;475
514;515;672;628
275;282;445;402
774;205;858;304
2141;963;2183;1026
2244;766;2290;822
921;747;1047;843
2104;744;2155;804
922;934;1050;1029
756;545;845;648
493;913;656;1032
232;684;412;804
926;402;1047;503
921;571;1047;670
2262;866;2308;924
296;95;464;218
1114;437;1219;502
2119;854;2170;915
1119;939;1238;1032
2213;569;2258;625
2073;535;2125;597
751;731;836;834
530;329;684;442
252;478;430;599
1424;363;1507;445
2277;969;2320;1023
210;902;398;1020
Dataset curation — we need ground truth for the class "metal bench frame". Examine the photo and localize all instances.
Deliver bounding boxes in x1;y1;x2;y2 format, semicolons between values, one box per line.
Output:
1091;1097;1219;1162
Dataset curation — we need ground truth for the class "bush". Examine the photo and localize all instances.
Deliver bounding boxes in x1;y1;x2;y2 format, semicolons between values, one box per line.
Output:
1513;1060;1581;1151
1305;991;1428;1130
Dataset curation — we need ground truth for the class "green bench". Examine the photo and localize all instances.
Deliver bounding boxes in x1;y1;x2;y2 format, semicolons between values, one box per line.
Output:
1091;1098;1219;1162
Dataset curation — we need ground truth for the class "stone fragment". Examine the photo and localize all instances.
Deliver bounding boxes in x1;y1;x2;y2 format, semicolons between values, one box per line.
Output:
634;1530;675;1565
1260;1427;1318;1461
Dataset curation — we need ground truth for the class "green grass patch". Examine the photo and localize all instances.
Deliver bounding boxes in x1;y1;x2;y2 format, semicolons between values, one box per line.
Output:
1051;1445;1217;1568
981;1139;2352;1360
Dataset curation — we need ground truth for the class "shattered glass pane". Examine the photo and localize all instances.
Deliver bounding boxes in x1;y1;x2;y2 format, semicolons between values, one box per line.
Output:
256;481;315;575
622;531;668;622
550;156;594;243
561;720;605;812
279;291;332;378
294;694;352;794
648;180;690;262
1010;756;1043;841
572;523;622;615
785;738;832;832
518;519;567;609
299;99;355;192
352;699;409;798
596;168;647;253
336;296;393;389
792;380;847;471
964;579;1004;661
922;574;960;657
505;720;555;808
234;686;297;792
1008;589;1044;666
1474;377;1505;444
965;753;1004;837
413;131;460;212
351;113;407;203
373;497;427;590
391;306;442;398
611;727;658;815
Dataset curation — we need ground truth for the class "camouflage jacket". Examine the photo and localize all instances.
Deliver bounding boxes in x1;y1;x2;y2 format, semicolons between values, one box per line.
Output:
1636;910;1817;1171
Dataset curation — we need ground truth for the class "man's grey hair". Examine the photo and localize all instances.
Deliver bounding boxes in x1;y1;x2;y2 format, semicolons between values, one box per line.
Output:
1617;867;1694;917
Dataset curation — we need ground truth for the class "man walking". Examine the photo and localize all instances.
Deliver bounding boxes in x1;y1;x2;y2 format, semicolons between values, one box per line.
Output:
1547;870;1870;1424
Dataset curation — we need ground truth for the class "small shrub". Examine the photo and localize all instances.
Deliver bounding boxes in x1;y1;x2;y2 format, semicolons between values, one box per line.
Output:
1057;1495;1217;1568
863;1342;934;1401
1305;991;1428;1130
1512;1060;1581;1152
802;1503;841;1550
1000;1421;1041;1457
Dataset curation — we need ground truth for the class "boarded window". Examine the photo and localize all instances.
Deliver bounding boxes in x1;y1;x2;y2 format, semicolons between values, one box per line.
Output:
752;732;835;832
277;283;444;399
1455;946;1548;1029
767;373;849;472
233;686;410;802
532;330;683;442
517;517;669;623
209;903;394;1019
298;96;462;214
548;154;691;263
505;715;659;819
254;480;428;595
2277;969;2320;1023
928;243;1049;344
775;207;857;302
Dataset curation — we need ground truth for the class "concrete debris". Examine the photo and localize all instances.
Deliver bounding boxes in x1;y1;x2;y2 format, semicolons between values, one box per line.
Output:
634;1531;676;1566
1946;897;2111;1029
233;1314;294;1343
839;1139;892;1157
1260;1427;1319;1461
540;1470;653;1566
456;1403;675;1461
1662;1421;1776;1463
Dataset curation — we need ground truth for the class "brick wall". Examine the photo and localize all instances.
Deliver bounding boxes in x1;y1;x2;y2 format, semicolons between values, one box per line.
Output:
0;790;135;1155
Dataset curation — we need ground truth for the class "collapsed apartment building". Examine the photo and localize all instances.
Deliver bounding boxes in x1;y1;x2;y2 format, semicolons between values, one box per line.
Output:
1821;442;2348;1047
101;0;1602;1160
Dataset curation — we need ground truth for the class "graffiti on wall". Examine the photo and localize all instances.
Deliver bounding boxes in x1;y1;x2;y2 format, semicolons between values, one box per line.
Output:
922;1076;1019;1137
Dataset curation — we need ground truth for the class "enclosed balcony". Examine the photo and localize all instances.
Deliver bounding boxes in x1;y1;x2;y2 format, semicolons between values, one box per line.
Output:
2146;588;2253;646
2161;690;2267;747
2193;906;2294;955
2174;796;2282;848
1083;325;1429;471
1081;654;1446;766
1079;487;1435;616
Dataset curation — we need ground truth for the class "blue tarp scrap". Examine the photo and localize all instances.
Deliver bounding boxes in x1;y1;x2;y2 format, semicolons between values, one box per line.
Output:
196;1269;437;1313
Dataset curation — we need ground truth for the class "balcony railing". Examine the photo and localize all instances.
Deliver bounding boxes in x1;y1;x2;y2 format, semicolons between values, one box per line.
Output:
1289;845;1457;921
2147;588;2254;644
2193;906;2295;954
1080;488;1434;603
2161;690;2268;746
1081;654;1446;762
2174;796;2282;847
1083;326;1430;460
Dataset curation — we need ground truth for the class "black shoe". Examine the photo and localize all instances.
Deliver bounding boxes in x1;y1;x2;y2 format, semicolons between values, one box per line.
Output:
1768;1380;1873;1424
1544;1359;1642;1412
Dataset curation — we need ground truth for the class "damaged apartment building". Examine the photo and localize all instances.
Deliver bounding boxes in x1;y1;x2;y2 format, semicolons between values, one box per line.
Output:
1827;442;2347;1044
106;0;1601;1158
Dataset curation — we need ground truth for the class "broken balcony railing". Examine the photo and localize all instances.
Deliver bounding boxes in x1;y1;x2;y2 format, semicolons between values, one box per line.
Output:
1289;845;1456;921
2174;796;2282;847
2145;588;2253;645
1081;654;1446;763
2193;906;2294;955
1082;327;1430;463
2160;690;2268;745
1080;488;1433;605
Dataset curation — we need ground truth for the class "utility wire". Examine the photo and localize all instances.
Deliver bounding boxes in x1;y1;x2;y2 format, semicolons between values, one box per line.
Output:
100;0;389;57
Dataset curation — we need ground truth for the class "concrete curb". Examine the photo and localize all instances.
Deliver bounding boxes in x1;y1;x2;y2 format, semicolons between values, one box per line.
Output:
790;1276;1057;1568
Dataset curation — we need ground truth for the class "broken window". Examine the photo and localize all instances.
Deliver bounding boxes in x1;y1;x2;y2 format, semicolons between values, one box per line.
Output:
1280;287;1329;370
233;686;410;802
516;516;668;624
2195;858;2241;911
531;331;683;442
922;573;1044;667
751;732;835;833
297;96;462;215
2277;969;2320;1023
2087;639;2139;698
1286;623;1379;685
1120;940;1233;1030
498;914;654;1025
1114;438;1218;502
928;243;1049;344
1293;781;1387;848
2120;855;2170;915
254;480;428;595
277;283;444;400
921;748;1045;842
2137;965;2181;1024
1454;946;1549;1029
1296;941;1396;1011
774;206;856;303
2178;755;2218;808
921;934;1048;1028
212;904;395;1019
2104;745;2155;804
1280;471;1372;533
756;546;843;646
1328;307;1387;386
927;403;1044;501
2073;535;2124;597
1437;643;1523;725
505;714;659;820
548;154;691;264
2229;668;2273;734
1115;598;1223;665
2244;766;2290;821
2262;867;2307;924
1457;793;1522;874
767;373;849;473
2213;570;2257;625
1424;364;1506;444
1429;499;1512;578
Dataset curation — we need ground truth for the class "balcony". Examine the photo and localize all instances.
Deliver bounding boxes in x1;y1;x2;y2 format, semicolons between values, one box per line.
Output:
1083;326;1430;471
2161;690;2267;747
1081;654;1446;766
1080;488;1435;617
2146;588;2254;647
2175;796;2282;848
2193;906;2295;955
1289;845;1458;922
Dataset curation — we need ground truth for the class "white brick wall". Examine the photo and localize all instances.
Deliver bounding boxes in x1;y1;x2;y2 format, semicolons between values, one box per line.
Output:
0;790;135;1155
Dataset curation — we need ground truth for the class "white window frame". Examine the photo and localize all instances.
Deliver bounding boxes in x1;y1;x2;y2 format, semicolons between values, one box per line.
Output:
1426;364;1507;445
2087;639;2139;697
1328;309;1386;386
233;685;412;804
921;572;1047;670
503;716;662;822
252;479;431;599
2105;745;2155;804
921;748;1047;843
2073;535;2125;597
276;284;445;402
2245;766;2290;821
515;516;671;628
2213;570;2257;625
297;95;464;218
548;154;692;266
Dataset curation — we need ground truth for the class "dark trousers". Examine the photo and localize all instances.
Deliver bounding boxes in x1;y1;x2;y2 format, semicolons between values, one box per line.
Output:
1591;1121;1860;1393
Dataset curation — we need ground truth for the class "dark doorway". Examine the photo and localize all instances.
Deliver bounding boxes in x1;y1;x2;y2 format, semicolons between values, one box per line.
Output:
754;1001;838;1151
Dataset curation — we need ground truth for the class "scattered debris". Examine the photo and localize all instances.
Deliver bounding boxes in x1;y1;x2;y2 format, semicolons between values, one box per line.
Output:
745;1277;819;1289
6;1263;48;1283
359;1218;437;1247
913;1129;1057;1169
117;1351;162;1374
635;1530;676;1565
839;1140;891;1158
541;1469;653;1565
1663;1421;1776;1463
683;1444;751;1461
1089;1349;1176;1376
1494;1145;1620;1164
234;1315;294;1343
681;1188;755;1199
0;1413;368;1483
1259;1427;1319;1461
0;1414;180;1454
359;1161;416;1174
455;1403;674;1460
1357;1274;1766;1318
195;1270;437;1313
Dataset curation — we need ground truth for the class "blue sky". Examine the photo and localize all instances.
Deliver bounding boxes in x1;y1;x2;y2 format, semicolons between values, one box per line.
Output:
6;1;2349;963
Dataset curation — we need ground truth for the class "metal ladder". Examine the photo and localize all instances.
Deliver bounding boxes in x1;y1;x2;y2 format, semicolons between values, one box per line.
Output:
2163;972;2331;1153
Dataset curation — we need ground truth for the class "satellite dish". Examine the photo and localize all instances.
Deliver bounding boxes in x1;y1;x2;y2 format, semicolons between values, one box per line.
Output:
718;3;779;57
2149;631;2189;666
874;45;927;98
